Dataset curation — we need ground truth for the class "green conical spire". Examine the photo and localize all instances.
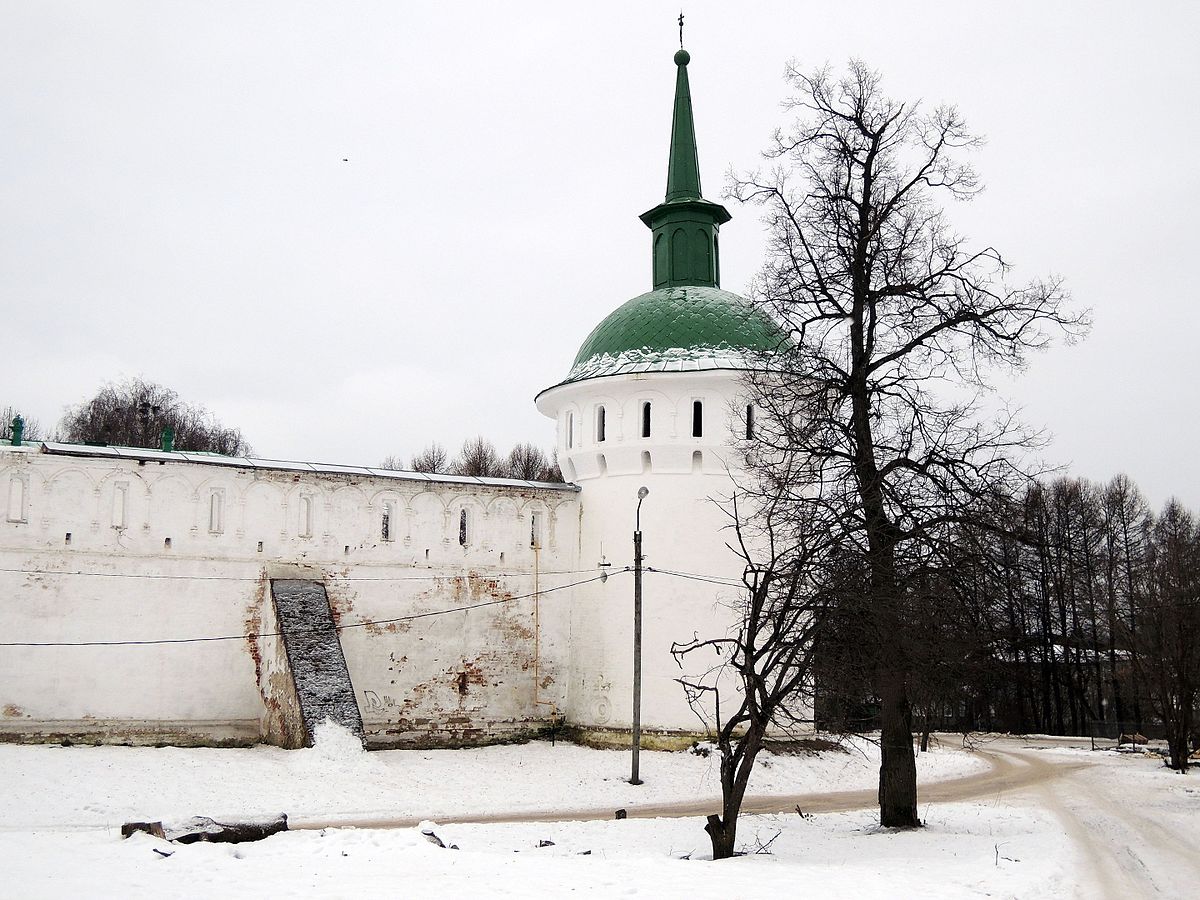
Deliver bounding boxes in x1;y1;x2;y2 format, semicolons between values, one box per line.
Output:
665;49;702;202
639;47;731;290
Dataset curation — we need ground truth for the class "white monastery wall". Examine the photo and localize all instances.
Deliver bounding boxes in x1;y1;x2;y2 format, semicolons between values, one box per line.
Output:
0;443;580;747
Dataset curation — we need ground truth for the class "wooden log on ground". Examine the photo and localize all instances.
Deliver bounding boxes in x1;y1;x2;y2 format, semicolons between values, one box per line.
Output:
166;813;288;844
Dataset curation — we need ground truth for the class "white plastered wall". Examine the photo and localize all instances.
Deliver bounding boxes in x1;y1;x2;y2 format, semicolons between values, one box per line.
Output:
0;445;579;747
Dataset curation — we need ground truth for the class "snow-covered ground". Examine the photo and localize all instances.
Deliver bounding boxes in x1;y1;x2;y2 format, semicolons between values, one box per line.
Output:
3;728;1197;898
1;724;985;828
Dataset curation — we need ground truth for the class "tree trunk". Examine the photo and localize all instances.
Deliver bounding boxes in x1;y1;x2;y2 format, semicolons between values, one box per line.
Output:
705;814;738;859
705;724;765;859
878;666;920;827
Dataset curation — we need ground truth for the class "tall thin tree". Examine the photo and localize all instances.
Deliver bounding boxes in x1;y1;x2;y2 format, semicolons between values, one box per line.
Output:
733;61;1087;825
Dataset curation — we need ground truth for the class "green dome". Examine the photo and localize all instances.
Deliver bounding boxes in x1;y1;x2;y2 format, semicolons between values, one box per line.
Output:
560;286;787;385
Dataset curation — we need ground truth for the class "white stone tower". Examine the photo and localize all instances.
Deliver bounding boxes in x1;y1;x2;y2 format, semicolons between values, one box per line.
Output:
535;46;785;734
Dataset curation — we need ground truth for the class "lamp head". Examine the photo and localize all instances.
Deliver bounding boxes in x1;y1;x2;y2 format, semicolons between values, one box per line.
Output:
637;486;649;500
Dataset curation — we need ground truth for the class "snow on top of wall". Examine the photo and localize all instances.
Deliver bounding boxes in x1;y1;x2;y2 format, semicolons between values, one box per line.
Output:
35;442;578;492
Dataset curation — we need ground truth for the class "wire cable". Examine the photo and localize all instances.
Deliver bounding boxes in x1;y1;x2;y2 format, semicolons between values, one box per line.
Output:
0;565;605;583
0;569;630;648
646;566;743;588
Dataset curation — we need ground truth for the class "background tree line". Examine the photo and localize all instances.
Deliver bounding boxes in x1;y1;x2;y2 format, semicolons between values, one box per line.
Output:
815;472;1200;774
4;379;561;482
380;436;562;483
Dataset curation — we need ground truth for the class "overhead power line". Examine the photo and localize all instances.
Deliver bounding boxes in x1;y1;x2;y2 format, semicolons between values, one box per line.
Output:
0;564;756;650
0;569;630;648
0;565;604;583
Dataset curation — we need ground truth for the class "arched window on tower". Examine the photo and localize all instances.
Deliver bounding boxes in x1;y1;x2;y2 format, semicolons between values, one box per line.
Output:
596;405;606;443
641;401;651;438
693;229;711;282
671;227;689;281
745;404;755;440
566;412;575;449
692;400;704;438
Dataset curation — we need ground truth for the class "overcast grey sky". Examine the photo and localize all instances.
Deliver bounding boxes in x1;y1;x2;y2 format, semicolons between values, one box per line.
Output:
2;1;1197;509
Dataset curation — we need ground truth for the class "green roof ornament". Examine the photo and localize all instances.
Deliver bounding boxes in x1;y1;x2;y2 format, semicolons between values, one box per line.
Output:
10;414;24;447
542;31;791;393
639;41;732;291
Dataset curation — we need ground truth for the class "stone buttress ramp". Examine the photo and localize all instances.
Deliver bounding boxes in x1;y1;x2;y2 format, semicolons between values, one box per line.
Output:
268;579;365;747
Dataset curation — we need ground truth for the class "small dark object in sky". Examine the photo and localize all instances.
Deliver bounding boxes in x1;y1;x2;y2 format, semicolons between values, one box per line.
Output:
342;158;348;162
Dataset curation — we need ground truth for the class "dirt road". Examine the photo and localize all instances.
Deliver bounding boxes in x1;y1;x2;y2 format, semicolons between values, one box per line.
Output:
294;737;1082;829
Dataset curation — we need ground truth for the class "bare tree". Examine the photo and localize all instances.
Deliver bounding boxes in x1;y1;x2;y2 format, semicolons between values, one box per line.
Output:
504;442;549;480
673;495;823;859
451;436;504;478
1131;500;1200;772
59;378;251;455
539;449;564;484
409;443;449;474
378;454;404;471
732;61;1087;826
503;442;563;482
1;406;45;443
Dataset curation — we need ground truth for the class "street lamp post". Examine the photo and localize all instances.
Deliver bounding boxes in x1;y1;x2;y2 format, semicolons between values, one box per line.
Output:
631;485;649;785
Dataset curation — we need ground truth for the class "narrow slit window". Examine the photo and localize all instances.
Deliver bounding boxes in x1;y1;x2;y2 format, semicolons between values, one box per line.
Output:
641;401;651;438
299;496;313;538
566;412;575;449
692;400;704;438
641;450;652;473
596;406;606;443
530;511;542;549
459;508;469;546
208;490;224;534
112;483;128;529
6;476;25;523
381;500;397;542
745;404;755;440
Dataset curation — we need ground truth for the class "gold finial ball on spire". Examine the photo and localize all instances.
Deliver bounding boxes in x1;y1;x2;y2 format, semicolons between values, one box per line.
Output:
674;48;690;66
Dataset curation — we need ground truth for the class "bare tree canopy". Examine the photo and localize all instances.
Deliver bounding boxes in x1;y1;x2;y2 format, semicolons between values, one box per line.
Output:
378;454;404;471
733;61;1088;827
59;377;252;456
408;443;449;474
382;440;563;481
1;406;45;443
451;436;504;478
504;442;562;482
